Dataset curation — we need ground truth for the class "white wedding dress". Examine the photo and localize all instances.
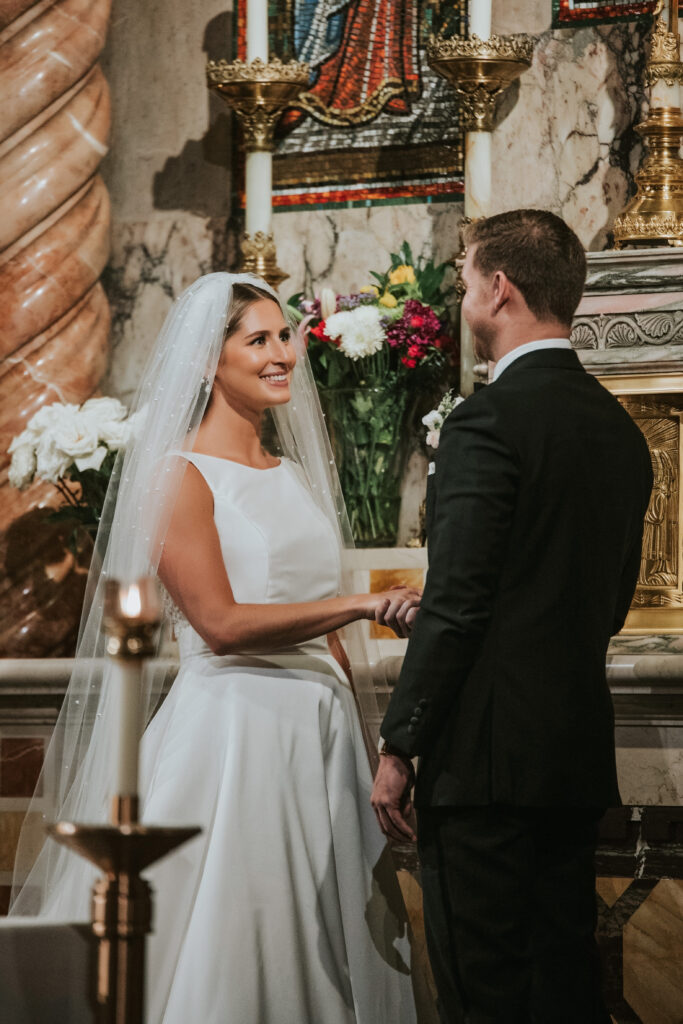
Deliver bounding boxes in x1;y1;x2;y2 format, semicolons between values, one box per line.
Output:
140;452;417;1024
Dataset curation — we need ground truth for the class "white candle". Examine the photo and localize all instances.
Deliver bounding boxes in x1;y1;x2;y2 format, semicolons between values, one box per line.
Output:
247;0;268;61
113;582;143;796
245;150;273;236
113;661;141;796
465;132;492;218
469;0;491;40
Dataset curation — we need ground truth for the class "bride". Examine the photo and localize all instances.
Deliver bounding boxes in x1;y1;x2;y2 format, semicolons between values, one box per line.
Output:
10;273;421;1023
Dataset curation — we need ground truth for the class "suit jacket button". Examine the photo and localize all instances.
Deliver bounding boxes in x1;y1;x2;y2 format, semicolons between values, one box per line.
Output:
418;699;428;708
407;723;416;734
410;716;419;726
413;707;423;717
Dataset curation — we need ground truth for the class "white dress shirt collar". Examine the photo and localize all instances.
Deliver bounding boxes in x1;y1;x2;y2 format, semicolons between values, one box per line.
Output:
492;338;572;382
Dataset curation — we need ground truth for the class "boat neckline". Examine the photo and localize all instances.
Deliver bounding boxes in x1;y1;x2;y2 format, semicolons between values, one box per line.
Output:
187;452;283;472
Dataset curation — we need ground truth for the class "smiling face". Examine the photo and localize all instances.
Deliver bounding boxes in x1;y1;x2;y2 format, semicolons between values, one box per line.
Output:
461;245;497;364
212;298;296;414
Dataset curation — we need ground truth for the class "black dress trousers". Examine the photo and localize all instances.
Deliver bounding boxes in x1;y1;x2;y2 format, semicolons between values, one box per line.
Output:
416;805;611;1024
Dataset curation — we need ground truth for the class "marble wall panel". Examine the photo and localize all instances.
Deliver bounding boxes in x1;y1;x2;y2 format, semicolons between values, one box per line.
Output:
491;22;648;249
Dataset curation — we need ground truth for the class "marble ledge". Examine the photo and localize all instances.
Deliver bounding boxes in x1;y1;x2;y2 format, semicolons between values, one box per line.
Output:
584;249;683;296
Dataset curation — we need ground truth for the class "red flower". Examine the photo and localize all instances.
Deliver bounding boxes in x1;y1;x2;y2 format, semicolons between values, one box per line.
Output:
401;356;418;369
310;320;340;346
410;315;425;328
407;344;424;359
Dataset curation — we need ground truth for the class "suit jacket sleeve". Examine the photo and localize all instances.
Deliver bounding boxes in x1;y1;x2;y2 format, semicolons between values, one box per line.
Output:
381;395;520;757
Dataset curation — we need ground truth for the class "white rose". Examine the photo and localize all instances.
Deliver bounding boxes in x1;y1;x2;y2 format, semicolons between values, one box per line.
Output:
74;446;109;472
8;444;36;489
35;435;72;483
8;428;36;455
421;410;443;431
326;306;385;361
51;411;99;460
96;418;131;450
81;396;127;426
26;402;79;439
319;287;337;320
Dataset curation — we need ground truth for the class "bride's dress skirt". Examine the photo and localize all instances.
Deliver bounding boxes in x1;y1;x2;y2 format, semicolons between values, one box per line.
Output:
142;647;415;1024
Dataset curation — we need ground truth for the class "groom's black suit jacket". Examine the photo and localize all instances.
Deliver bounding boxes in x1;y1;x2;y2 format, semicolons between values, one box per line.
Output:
381;348;653;809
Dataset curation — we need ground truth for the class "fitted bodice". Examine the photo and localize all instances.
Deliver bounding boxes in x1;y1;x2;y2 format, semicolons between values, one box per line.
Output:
171;453;342;660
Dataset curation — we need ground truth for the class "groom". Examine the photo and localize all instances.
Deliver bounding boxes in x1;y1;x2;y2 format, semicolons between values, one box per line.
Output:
371;209;653;1023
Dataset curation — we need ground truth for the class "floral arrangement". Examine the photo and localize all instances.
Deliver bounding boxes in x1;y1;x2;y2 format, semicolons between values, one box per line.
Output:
288;243;456;545
8;397;135;538
289;241;455;390
422;389;464;450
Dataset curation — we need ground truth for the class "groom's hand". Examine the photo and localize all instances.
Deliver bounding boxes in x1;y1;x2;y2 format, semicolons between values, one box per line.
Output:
371;751;417;842
375;586;421;638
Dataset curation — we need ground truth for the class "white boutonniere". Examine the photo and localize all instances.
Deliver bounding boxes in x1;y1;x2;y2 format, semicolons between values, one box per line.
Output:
422;389;464;450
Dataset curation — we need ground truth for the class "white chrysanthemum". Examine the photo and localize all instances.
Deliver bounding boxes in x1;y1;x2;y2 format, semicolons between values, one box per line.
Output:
8;444;36;489
325;306;385;361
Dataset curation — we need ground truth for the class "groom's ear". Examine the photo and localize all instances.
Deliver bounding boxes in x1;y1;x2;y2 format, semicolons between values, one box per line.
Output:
491;271;513;315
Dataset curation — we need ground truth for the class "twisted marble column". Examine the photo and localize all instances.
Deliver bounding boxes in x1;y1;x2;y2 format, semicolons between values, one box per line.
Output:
0;0;112;653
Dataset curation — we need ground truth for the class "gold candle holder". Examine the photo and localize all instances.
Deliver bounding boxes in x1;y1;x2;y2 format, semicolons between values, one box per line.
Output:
207;57;310;287
47;577;201;1024
426;33;534;133
614;1;683;248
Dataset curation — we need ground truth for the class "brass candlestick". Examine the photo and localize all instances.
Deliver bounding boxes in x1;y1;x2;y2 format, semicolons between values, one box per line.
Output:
614;0;683;247
207;57;309;286
426;33;534;133
47;577;201;1024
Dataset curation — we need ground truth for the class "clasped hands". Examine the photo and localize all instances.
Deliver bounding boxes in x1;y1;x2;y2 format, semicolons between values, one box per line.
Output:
370;584;422;639
367;583;421;843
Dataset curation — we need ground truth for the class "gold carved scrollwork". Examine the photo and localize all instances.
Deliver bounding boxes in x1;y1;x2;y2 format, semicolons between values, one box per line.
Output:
239;232;288;288
646;0;683;86
206;58;310;152
602;380;683;631
426;33;534;135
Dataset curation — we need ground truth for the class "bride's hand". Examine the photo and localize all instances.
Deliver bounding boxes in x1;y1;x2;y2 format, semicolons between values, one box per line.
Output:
364;586;422;639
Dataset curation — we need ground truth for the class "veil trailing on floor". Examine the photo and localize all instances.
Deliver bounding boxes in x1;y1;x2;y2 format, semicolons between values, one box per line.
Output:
10;271;382;918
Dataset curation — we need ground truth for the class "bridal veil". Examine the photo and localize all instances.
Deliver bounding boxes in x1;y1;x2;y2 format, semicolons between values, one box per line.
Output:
10;272;382;917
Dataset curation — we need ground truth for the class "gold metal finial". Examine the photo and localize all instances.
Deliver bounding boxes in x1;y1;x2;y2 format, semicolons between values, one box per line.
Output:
239;231;289;287
426;34;534;132
613;1;683;247
206;58;309;151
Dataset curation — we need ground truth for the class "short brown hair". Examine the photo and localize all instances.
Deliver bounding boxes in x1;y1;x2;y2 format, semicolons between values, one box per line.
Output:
224;282;281;338
464;210;586;328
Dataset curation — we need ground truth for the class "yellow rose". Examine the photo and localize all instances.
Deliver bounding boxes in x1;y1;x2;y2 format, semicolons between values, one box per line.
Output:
360;285;380;297
389;264;416;286
379;291;398;308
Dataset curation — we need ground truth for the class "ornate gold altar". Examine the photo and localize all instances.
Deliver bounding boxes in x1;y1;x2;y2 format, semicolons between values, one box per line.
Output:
600;373;683;631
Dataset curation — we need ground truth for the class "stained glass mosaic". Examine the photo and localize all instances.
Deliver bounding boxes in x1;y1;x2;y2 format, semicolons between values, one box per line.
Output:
553;0;659;26
236;0;465;209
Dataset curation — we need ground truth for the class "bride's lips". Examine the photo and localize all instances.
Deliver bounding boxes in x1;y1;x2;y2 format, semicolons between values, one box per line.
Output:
260;373;290;388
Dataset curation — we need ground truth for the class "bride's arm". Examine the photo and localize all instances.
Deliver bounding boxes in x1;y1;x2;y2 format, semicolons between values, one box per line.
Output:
158;463;419;655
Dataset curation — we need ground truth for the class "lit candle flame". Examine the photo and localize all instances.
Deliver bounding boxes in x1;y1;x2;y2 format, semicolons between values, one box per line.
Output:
121;583;142;619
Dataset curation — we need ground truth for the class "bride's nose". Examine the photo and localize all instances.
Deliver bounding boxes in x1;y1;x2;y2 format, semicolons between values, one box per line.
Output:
270;337;294;367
